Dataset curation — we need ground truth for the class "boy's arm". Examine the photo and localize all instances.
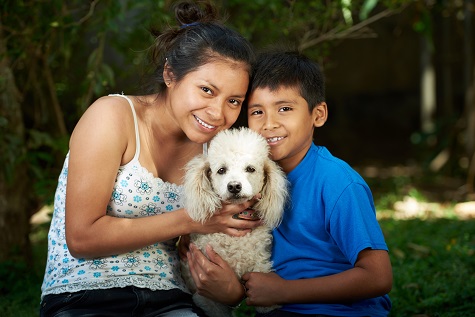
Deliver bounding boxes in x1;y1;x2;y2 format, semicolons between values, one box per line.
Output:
242;249;392;306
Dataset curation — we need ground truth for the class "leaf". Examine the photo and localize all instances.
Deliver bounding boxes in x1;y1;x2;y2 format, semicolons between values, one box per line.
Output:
360;0;379;20
100;63;115;87
407;242;431;255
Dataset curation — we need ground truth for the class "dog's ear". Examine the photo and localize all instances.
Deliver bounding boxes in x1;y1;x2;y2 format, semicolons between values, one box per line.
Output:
183;155;221;223
255;159;289;228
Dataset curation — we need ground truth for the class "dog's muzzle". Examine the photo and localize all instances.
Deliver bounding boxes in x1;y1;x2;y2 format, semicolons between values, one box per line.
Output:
227;181;242;194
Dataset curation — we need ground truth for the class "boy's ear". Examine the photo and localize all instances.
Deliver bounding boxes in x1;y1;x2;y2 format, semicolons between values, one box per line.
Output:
313;102;328;128
163;62;175;87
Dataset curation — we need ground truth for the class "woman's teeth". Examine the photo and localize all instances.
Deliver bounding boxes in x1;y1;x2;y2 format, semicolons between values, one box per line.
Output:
195;116;216;129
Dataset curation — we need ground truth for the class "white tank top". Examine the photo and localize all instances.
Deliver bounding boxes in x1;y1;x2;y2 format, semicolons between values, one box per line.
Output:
41;94;190;298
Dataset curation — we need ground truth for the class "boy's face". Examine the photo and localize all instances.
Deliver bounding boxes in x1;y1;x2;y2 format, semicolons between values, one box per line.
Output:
247;86;327;173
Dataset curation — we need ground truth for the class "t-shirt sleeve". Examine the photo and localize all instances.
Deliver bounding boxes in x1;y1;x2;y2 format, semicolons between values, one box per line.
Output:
328;182;388;265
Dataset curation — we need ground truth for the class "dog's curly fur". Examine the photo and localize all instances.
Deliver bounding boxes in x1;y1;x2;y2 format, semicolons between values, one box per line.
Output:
181;127;289;317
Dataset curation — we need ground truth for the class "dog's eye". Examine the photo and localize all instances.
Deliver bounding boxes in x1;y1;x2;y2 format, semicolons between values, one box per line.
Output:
217;167;226;175
245;166;256;173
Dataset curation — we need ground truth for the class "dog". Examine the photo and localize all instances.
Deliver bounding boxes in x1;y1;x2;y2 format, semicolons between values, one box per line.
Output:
181;127;289;317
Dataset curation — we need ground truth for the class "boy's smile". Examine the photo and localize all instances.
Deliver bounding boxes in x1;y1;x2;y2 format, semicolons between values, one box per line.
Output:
247;86;327;173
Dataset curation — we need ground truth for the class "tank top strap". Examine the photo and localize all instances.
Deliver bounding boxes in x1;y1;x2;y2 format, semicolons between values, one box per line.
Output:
109;93;140;160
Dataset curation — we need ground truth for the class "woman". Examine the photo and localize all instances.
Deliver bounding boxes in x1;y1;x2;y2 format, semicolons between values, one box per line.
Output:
40;1;257;316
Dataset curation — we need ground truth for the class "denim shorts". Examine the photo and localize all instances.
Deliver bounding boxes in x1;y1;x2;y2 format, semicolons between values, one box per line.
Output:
257;310;339;317
257;310;370;317
40;287;206;317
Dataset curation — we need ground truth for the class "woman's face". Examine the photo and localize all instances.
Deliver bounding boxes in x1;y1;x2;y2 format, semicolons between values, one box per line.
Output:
165;58;249;144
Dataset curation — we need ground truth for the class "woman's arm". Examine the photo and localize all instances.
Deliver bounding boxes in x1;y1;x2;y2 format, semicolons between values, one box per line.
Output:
64;97;260;259
242;249;392;306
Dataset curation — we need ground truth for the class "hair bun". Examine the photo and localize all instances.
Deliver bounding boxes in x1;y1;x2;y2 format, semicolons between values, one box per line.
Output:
174;0;219;26
145;0;253;95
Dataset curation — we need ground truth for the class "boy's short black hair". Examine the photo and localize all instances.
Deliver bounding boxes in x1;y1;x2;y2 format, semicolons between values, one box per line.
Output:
249;50;325;111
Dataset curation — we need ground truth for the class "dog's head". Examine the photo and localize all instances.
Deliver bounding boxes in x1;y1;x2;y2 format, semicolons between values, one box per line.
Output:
207;128;269;204
183;127;288;227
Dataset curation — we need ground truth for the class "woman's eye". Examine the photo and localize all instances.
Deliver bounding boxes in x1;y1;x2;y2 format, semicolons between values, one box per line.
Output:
229;99;241;106
201;87;212;95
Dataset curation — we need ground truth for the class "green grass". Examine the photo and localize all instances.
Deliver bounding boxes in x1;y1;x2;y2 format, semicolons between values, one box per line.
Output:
383;218;475;317
0;224;47;317
1;175;474;317
234;218;475;317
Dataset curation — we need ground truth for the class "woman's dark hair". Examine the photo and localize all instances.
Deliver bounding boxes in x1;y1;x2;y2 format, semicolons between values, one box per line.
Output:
145;0;255;94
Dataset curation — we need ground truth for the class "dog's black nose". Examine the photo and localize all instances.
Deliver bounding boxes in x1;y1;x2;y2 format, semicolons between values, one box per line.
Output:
227;181;242;194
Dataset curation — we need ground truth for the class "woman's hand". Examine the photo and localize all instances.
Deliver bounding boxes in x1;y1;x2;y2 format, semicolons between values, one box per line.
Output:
187;243;246;306
195;195;262;237
178;234;191;260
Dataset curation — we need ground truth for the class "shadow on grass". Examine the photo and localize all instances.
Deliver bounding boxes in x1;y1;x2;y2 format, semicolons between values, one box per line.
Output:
0;224;47;317
382;217;475;317
1;218;473;317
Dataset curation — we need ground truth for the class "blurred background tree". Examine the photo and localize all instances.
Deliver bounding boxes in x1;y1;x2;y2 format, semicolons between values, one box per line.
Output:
0;0;473;265
0;0;171;262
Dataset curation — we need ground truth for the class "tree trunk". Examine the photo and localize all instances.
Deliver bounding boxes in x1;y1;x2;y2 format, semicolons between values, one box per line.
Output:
0;18;35;263
420;34;436;133
440;0;453;119
464;0;475;194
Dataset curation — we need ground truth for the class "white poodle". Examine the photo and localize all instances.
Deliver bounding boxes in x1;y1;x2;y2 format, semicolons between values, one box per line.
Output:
182;127;289;317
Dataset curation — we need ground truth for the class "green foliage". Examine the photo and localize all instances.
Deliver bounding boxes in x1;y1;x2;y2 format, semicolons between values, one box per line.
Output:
26;130;70;203
225;0;412;62
0;126;25;184
1;0;170;205
237;218;475;317
0;225;47;317
0;260;43;317
410;115;469;179
2;1;471;315
234;302;256;317
385;218;475;316
2;209;473;316
360;0;379;20
363;171;414;210
1;0;418;213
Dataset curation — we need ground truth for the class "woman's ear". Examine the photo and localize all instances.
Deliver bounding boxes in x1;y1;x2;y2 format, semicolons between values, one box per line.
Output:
163;62;174;87
313;102;328;128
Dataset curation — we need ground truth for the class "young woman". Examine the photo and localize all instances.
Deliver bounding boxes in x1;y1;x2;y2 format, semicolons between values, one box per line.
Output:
40;1;258;316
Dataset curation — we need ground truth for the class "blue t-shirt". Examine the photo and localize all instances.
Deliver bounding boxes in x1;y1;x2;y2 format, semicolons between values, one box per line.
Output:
272;144;391;316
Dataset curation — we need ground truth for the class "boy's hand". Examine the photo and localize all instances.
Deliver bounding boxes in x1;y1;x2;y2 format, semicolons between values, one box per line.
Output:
241;272;284;307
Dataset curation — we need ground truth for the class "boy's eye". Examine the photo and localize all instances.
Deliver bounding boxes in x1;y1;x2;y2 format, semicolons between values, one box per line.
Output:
249;110;263;115
279;106;292;112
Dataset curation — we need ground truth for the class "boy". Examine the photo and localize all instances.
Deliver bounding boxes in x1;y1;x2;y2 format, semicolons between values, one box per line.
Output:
185;50;392;316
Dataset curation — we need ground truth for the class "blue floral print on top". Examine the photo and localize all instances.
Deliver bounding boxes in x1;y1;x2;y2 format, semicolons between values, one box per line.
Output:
41;94;189;299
